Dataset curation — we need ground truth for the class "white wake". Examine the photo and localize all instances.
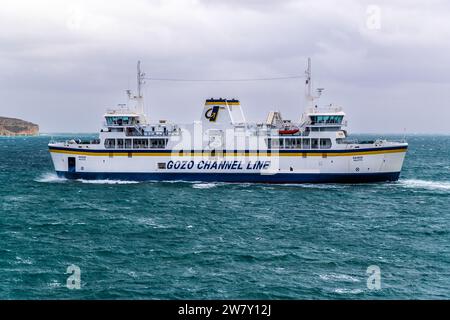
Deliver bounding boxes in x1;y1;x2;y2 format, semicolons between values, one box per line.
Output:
400;179;450;191
192;183;218;189
35;172;67;183
76;179;140;184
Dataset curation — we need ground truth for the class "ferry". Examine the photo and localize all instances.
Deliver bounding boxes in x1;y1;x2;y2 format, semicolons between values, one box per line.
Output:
48;60;408;183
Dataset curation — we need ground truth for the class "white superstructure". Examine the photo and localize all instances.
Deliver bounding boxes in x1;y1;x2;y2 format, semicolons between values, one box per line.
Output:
49;60;408;183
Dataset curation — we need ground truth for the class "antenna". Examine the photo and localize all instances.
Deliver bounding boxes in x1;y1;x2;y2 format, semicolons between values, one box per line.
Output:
304;58;324;109
305;57;312;103
132;60;146;116
137;60;145;98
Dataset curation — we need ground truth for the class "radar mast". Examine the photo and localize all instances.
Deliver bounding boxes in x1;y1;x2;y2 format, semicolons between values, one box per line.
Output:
127;60;146;116
304;58;324;109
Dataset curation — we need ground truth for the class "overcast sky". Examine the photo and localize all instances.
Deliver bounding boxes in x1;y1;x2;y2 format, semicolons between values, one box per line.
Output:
1;0;449;133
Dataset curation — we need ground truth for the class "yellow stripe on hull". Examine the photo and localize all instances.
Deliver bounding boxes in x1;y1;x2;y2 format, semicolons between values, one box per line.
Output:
49;148;406;157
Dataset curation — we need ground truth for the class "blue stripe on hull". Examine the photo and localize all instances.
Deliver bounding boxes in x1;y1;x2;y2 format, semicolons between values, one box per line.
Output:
56;171;401;183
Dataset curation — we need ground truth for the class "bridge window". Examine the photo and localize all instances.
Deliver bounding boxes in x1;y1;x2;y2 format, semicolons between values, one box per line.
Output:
105;116;137;126
320;138;332;149
310;115;343;125
104;139;115;149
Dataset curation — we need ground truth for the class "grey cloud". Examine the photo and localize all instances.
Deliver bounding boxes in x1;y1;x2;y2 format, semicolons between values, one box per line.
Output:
0;0;449;133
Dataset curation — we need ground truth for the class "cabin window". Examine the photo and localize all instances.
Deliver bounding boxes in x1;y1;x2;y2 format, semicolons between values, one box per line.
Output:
133;139;148;149
125;139;132;149
285;138;294;149
284;138;302;149
150;138;167;148
270;139;276;149
320;138;332;149
279;138;284;149
104;139;115;149
302;138;310;149
117;139;124;149
311;139;319;149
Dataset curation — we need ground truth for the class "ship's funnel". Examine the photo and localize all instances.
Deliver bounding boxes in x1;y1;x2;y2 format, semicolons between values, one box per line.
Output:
201;98;246;127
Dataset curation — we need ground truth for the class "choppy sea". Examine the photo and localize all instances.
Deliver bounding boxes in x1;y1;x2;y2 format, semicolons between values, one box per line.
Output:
0;134;449;299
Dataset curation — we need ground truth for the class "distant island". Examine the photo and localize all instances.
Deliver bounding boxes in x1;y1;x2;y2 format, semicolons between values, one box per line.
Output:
0;116;39;136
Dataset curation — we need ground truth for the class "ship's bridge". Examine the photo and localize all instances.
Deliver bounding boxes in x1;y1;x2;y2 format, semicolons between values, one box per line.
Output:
102;108;148;137
301;106;347;130
105;114;140;126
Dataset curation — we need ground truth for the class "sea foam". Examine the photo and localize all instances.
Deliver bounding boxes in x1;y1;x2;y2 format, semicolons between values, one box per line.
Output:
400;179;450;191
76;179;140;184
35;172;67;183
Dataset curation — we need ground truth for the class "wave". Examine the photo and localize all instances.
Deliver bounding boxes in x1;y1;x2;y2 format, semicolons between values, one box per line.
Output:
334;288;364;294
134;217;169;229
76;179;140;184
35;172;67;183
35;172;140;184
319;273;360;282
400;179;450;191
192;183;217;189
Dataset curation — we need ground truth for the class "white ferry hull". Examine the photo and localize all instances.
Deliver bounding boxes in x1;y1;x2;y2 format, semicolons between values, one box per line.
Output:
49;145;407;183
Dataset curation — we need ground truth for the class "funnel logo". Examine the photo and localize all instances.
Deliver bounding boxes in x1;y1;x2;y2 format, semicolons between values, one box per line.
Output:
205;106;220;122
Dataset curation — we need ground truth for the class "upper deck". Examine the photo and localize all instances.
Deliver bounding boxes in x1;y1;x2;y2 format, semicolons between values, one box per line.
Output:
48;59;407;153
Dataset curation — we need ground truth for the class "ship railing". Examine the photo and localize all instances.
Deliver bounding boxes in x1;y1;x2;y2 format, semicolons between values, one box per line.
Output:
143;131;171;136
105;108;135;114
336;138;407;146
61;139;101;146
305;106;343;113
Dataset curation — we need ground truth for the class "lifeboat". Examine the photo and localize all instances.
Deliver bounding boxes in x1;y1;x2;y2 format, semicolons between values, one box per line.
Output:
279;128;299;135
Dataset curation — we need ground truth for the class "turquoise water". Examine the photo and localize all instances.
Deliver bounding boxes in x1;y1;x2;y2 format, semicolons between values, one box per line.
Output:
0;134;449;299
